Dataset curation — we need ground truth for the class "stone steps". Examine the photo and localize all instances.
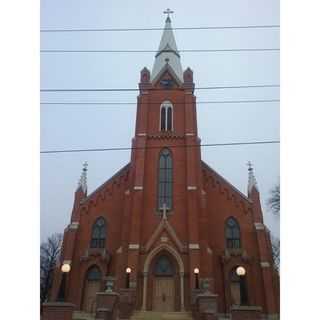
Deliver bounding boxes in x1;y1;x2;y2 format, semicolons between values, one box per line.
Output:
72;311;95;320
131;311;193;320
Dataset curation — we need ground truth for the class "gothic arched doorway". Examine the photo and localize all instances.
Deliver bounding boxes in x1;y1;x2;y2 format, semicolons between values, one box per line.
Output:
82;266;102;313
152;254;176;311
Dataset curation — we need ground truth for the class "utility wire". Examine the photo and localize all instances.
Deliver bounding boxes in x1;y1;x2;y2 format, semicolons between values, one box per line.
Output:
41;48;279;53
41;140;280;154
40;99;280;106
40;25;280;33
40;84;280;93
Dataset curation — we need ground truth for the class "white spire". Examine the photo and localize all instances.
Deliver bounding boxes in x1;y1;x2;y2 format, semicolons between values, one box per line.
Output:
151;11;184;83
247;161;258;194
78;161;88;193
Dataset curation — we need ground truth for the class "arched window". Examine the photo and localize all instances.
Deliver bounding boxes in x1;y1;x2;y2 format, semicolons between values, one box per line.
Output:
154;255;175;276
90;217;106;248
158;148;173;210
230;268;248;305
160;101;173;131
225;217;241;249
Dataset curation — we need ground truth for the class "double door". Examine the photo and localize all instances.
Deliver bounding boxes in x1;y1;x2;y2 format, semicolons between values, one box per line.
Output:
153;277;175;311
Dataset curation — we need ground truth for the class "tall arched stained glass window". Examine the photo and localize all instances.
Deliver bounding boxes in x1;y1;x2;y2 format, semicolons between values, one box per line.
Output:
225;217;241;249
160;101;173;131
158;148;173;210
90;217;106;248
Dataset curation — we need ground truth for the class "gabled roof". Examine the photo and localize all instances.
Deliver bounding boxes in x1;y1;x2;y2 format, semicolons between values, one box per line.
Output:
80;163;130;205
201;160;251;204
151;17;183;83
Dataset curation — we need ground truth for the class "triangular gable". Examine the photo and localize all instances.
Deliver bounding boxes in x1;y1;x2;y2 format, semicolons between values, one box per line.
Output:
145;217;184;253
151;63;183;87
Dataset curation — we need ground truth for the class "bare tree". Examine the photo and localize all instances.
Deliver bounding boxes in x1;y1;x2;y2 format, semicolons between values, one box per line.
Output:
267;183;280;215
40;233;62;304
271;235;280;273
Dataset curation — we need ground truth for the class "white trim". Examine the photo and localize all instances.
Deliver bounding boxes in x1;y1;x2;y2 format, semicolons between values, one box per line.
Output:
69;222;79;230
62;260;72;265
128;244;140;250
133;186;143;191
125;190;130;195
254;222;265;230
137;133;147;136
185;133;195;136
189;243;200;249
187;186;197;190
260;261;270;268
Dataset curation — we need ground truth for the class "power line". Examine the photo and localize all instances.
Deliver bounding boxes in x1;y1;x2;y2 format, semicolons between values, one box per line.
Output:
40;25;280;33
40;99;280;106
40;84;280;93
40;140;280;154
41;48;279;53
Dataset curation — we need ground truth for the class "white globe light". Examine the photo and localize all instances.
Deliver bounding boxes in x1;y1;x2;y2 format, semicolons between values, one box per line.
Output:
236;266;246;276
126;267;132;274
61;263;71;273
194;268;200;274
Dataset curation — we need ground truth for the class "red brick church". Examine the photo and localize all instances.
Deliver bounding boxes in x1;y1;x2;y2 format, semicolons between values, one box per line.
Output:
49;12;279;320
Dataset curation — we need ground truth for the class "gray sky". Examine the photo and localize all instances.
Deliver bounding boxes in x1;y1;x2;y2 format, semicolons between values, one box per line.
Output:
40;0;279;241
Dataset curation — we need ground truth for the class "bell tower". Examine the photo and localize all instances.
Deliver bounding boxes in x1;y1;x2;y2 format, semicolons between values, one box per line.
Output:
125;11;209;298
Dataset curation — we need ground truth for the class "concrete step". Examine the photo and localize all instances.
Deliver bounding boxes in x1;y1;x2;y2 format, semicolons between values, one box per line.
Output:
131;311;193;320
72;311;95;320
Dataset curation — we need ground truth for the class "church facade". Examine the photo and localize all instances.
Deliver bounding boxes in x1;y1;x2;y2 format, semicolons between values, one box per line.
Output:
50;14;279;319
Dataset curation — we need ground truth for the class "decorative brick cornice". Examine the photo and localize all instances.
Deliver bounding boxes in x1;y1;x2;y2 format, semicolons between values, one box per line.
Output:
147;134;184;139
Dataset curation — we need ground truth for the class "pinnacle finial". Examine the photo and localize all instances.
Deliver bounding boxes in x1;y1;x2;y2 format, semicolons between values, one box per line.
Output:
78;161;88;193
163;8;174;22
247;161;258;194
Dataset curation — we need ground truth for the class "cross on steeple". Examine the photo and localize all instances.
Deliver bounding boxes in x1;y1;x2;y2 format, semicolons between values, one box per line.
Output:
163;8;174;20
246;161;253;171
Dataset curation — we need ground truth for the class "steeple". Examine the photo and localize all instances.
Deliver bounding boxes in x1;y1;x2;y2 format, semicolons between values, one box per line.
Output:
247;161;258;195
151;10;184;83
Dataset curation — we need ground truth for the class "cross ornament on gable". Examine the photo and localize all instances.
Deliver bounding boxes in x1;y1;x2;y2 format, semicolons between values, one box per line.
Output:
163;8;174;19
160;203;168;220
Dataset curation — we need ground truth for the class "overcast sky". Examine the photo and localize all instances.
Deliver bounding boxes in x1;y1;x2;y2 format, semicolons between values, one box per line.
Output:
40;0;279;242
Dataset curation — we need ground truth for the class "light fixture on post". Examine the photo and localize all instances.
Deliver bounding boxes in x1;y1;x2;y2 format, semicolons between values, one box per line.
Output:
57;262;71;301
126;267;132;289
194;268;200;289
236;266;246;277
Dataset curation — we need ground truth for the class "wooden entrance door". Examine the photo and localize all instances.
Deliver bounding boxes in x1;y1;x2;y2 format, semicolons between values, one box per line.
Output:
83;280;100;313
153;277;175;311
82;266;102;313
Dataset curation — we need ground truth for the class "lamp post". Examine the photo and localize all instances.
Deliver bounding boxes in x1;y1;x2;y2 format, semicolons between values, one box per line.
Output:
126;267;132;289
194;268;200;289
57;262;71;301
